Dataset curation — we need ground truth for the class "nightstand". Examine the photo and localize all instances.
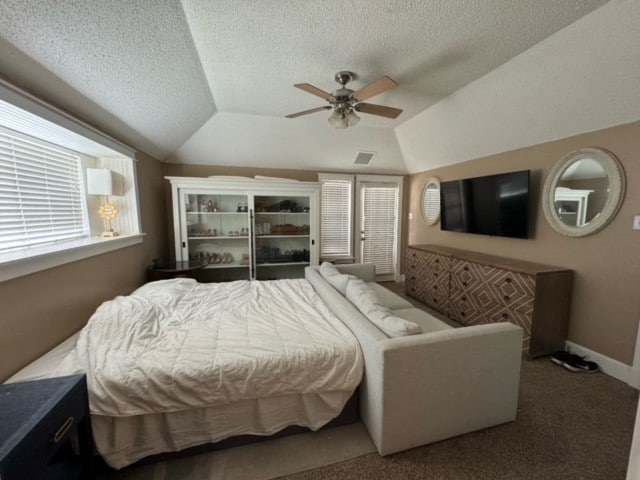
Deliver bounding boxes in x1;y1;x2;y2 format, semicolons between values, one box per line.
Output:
147;258;207;281
0;375;93;480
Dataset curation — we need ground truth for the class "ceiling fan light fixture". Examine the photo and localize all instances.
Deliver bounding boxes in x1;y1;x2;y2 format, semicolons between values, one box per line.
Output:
346;109;360;126
328;110;349;129
288;71;402;126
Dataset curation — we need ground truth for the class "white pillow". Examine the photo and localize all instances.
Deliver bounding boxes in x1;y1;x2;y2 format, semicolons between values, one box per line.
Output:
346;279;423;337
319;262;354;295
345;277;389;318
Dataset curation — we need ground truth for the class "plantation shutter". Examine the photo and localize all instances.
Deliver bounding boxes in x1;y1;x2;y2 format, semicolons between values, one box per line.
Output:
360;183;398;275
320;178;353;257
0;127;89;252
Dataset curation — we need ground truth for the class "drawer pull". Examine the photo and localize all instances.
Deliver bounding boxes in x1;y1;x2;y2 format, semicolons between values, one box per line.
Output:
463;266;468;271
52;416;74;443
462;281;467;286
504;295;510;301
434;272;438;277
505;278;511;283
433;285;438;289
433;298;438;303
462;296;466;301
461;311;466;316
435;259;439;263
502;313;508;319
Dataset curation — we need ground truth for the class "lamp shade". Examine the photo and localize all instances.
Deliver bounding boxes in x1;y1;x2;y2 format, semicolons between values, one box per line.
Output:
86;168;114;195
346;110;360;126
328;110;348;129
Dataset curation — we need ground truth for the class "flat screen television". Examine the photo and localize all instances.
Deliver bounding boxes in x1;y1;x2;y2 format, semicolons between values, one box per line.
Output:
440;170;530;239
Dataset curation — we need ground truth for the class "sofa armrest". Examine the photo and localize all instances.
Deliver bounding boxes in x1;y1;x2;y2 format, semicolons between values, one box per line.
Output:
367;323;523;455
335;263;376;282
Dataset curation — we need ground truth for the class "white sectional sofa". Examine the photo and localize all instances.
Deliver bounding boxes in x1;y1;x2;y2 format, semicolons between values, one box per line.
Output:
306;263;523;456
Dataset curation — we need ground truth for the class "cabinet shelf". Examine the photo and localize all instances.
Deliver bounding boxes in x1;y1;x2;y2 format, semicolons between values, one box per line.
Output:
203;263;250;269
188;236;249;240
256;235;309;238
257;262;310;267
187;211;248;215
254;212;309;215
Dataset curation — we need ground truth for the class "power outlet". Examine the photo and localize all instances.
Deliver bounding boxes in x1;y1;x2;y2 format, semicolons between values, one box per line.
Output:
634;216;640;230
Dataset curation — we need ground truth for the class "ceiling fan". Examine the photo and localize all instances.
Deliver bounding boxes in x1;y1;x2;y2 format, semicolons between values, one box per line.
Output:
286;71;402;129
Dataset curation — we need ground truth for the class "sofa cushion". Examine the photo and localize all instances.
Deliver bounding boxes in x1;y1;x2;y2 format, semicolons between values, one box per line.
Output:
319;262;355;295
391;308;451;334
346;279;422;337
366;282;414;310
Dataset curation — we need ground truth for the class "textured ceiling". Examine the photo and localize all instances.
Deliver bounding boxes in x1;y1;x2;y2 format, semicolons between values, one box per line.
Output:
181;0;608;128
0;0;611;168
396;0;640;173
0;0;215;159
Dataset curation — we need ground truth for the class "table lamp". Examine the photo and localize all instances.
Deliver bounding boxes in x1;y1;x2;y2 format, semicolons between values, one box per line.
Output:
86;168;120;237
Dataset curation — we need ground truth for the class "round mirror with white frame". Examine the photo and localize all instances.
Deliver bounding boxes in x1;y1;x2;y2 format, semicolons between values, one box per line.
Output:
421;177;441;225
542;147;625;237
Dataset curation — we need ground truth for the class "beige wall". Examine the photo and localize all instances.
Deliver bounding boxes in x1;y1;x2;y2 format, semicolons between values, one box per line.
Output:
406;120;640;365
0;152;168;381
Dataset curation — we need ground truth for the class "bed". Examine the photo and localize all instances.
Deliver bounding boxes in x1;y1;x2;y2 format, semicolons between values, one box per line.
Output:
6;278;363;469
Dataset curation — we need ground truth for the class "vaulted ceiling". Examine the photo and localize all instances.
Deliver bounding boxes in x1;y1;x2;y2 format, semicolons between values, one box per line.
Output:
1;0;632;174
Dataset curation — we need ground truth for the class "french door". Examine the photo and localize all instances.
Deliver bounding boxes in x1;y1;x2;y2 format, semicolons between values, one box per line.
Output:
355;176;403;281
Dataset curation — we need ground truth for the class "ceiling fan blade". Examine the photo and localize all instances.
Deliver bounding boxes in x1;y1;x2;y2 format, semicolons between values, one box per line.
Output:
352;76;397;101
355;103;403;119
285;106;331;118
293;83;335;102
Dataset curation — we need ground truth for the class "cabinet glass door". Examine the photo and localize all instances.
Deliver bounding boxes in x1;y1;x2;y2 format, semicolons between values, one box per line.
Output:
253;195;311;280
182;192;252;281
555;199;580;226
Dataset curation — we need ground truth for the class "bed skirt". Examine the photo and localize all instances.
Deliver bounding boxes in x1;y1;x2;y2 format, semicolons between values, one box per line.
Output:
6;332;361;470
105;389;360;470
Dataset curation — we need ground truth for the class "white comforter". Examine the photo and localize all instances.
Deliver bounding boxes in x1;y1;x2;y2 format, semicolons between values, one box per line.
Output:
57;278;363;417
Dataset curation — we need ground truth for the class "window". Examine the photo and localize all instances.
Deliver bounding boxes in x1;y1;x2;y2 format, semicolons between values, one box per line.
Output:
0;127;89;252
319;174;354;260
358;182;400;276
0;79;142;282
319;173;403;278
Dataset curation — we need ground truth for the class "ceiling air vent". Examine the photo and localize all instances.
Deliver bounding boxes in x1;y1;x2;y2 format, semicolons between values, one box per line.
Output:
354;151;376;165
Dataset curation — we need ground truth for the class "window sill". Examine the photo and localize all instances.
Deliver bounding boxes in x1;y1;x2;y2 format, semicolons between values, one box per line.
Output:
320;256;356;264
0;234;145;283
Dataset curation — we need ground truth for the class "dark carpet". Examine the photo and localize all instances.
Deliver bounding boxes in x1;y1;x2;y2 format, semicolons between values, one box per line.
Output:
281;282;639;480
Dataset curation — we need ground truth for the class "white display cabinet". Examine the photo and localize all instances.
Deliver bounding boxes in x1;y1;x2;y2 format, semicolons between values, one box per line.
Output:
167;177;319;282
554;187;594;227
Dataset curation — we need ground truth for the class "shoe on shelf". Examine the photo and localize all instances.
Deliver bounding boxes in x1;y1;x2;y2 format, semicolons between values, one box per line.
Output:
551;350;599;373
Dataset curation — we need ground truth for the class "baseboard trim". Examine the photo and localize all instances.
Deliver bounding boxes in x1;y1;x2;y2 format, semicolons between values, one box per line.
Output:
629;367;640;390
565;340;637;389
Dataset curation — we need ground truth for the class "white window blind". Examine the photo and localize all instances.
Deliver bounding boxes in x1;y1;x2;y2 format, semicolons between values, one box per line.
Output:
422;185;440;221
360;184;398;275
320;178;353;257
0;127;89;252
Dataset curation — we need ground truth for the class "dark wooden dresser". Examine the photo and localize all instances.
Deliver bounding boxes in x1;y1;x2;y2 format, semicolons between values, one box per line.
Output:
406;245;573;358
0;375;93;480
